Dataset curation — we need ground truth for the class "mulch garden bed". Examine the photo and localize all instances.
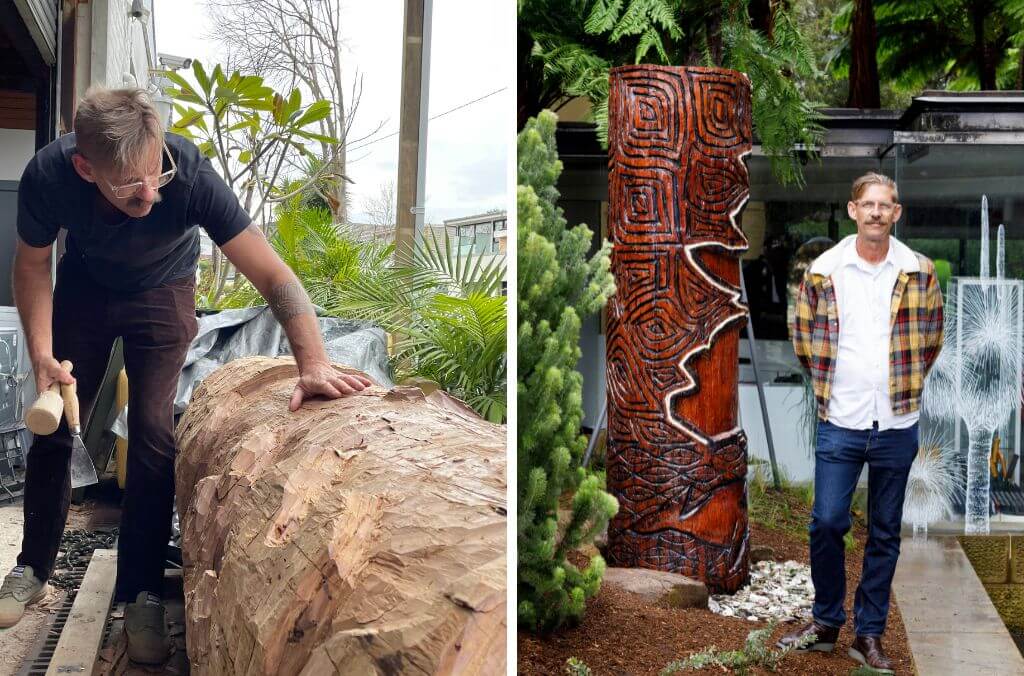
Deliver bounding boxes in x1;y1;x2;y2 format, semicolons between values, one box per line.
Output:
519;502;914;675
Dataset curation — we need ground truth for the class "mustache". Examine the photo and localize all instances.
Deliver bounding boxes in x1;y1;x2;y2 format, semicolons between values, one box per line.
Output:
128;192;163;207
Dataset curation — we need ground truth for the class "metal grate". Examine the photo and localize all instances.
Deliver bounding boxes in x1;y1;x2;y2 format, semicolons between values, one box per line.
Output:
0;426;27;502
16;560;90;676
994;486;1024;515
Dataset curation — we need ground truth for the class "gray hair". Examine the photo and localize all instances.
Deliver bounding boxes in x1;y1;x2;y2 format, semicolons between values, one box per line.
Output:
74;87;163;173
851;171;899;203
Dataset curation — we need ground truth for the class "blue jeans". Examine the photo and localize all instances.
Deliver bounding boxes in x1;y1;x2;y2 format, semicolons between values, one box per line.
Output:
810;420;918;637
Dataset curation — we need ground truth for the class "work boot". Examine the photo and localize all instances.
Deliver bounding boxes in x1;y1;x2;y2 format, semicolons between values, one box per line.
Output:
124;592;171;664
0;565;47;628
776;619;841;652
849;635;895;674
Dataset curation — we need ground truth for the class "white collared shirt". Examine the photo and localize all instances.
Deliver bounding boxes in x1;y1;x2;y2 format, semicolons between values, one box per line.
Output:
827;240;919;430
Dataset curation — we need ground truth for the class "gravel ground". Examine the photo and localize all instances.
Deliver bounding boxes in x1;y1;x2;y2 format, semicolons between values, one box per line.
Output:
0;502;49;676
0;500;97;676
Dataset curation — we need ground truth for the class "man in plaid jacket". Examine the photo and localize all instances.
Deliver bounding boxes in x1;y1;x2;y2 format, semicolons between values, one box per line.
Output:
777;173;944;673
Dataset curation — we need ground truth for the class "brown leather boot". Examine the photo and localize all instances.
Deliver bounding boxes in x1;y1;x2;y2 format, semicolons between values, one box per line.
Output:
849;635;894;674
775;620;840;652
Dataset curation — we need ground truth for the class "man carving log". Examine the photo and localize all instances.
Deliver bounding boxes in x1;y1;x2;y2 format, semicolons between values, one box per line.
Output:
0;87;370;665
175;357;507;675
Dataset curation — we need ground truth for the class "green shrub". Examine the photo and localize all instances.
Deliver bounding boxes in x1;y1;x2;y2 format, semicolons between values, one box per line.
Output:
517;110;617;632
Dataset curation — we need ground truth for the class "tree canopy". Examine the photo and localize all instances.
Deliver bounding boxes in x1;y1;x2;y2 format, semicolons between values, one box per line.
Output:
520;0;1024;185
519;0;824;185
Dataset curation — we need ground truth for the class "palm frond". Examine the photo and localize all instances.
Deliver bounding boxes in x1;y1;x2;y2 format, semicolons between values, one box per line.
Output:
412;228;507;297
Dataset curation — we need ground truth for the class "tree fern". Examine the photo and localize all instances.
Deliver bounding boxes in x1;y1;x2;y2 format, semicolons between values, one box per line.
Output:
521;0;825;186
831;0;1024;93
584;0;624;34
722;10;826;186
609;0;679;43
636;26;669;62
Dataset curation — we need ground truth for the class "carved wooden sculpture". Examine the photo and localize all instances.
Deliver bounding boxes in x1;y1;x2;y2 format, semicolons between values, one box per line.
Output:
174;357;506;675
605;65;752;593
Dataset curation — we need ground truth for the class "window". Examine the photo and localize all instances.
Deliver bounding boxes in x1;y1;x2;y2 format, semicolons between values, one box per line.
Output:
475;223;492;254
742;155;887;342
893;143;1024;280
458;225;476;256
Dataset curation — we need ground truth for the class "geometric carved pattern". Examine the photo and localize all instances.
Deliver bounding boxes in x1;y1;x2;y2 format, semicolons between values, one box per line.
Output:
606;65;752;593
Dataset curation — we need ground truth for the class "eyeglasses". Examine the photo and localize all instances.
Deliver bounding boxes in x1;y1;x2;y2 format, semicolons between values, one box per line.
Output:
106;140;177;199
855;200;897;214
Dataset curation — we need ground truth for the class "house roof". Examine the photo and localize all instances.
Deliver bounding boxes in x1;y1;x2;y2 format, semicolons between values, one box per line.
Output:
442;211;508;227
554;90;1024;161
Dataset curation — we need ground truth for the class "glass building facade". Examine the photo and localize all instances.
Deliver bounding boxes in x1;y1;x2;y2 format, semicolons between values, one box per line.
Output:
556;92;1024;519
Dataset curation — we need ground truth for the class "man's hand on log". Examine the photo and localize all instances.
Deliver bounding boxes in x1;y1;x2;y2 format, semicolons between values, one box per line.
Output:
289;361;373;412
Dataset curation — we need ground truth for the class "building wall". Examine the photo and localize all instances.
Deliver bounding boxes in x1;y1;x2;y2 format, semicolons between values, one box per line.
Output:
441;211;508;284
559;198;605;429
85;0;157;92
0;182;20;306
0;129;36;181
0;86;36;178
74;0;92;104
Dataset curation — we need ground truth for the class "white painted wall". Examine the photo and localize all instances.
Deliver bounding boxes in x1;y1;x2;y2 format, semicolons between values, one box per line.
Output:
88;0;158;91
741;382;886;488
129;8;152;84
0;130;36;181
73;0;92;104
739;384;816;484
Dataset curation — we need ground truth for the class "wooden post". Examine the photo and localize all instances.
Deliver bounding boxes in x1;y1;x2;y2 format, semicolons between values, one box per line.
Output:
605;65;752;593
394;0;432;264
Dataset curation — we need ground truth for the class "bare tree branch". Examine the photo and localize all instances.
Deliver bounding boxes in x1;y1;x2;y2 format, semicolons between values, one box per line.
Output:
362;179;396;241
204;0;379;224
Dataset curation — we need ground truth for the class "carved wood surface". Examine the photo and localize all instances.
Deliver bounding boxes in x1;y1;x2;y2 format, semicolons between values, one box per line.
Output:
174;357;506;675
605;65;752;593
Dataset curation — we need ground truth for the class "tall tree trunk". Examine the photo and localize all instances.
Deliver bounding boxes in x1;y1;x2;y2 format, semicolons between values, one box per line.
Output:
706;11;724;67
331;145;347;223
685;8;725;67
329;36;348;223
749;0;774;39
973;1;997;90
1017;41;1024;90
846;0;880;108
518;26;544;130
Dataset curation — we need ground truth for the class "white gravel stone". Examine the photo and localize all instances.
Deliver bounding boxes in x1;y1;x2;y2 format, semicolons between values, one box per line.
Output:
708;560;815;623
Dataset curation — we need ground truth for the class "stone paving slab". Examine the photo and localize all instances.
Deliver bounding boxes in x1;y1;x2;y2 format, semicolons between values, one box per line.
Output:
893;535;1024;674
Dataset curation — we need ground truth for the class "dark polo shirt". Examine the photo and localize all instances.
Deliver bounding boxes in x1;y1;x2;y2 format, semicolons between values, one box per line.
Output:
17;131;251;291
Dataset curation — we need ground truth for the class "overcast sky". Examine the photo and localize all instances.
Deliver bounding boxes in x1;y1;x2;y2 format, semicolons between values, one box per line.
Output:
154;0;511;225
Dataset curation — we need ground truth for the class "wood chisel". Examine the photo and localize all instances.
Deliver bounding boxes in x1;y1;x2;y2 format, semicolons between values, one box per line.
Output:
59;360;98;488
23;360;98;488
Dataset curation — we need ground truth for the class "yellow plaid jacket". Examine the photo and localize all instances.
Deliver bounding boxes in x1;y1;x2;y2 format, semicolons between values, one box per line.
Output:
791;236;944;421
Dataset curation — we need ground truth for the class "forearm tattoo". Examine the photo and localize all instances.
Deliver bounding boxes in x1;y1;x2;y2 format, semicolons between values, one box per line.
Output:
268;281;314;324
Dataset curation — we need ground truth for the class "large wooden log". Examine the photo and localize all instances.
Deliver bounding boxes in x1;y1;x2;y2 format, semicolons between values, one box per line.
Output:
174;357;506;675
605;65;751;593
